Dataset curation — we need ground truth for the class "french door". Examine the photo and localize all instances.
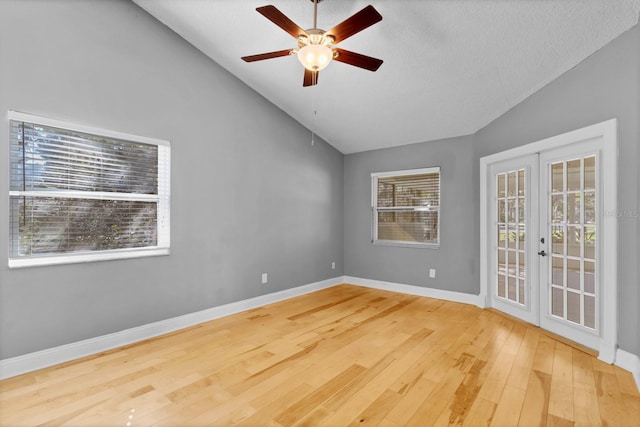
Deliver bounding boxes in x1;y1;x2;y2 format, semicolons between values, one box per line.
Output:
481;120;617;360
488;155;539;325
538;145;600;349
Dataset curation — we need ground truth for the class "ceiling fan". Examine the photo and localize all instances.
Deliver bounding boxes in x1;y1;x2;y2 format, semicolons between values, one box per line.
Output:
241;0;383;87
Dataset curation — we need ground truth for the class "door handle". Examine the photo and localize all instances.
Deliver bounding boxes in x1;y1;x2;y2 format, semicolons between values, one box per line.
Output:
537;250;547;257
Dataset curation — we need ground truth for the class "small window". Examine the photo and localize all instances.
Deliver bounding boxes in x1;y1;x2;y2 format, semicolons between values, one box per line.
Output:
371;167;440;248
8;111;170;268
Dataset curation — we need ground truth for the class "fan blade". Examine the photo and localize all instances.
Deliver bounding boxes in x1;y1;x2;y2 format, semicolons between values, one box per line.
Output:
333;48;383;71
303;69;319;87
242;49;293;62
257;5;308;39
325;5;382;44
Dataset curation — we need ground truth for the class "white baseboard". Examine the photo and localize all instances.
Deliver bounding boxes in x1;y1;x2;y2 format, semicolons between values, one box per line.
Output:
343;276;484;307
0;276;342;380
615;348;640;392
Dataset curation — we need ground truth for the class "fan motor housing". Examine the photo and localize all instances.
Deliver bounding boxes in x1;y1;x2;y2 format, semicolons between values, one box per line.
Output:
298;29;335;49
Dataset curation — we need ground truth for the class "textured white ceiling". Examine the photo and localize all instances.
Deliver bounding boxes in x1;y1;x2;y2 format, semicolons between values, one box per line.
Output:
133;0;640;154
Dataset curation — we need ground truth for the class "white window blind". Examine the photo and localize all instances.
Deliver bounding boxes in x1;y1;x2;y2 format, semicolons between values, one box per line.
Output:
8;111;170;267
371;167;440;247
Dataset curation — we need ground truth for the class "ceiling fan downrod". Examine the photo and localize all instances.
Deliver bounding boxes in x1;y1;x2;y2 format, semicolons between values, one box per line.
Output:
312;0;322;30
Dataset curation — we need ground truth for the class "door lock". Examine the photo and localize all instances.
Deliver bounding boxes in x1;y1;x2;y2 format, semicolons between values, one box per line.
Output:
537;250;547;257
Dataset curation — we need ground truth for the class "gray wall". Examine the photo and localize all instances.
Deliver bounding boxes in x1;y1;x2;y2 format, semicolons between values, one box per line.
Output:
344;24;639;356
344;135;478;293
0;0;344;359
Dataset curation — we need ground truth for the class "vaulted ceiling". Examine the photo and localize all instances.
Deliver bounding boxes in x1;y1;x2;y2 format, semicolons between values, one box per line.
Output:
133;0;640;154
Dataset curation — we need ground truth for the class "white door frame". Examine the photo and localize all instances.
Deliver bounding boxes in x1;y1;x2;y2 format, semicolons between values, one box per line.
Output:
479;119;618;363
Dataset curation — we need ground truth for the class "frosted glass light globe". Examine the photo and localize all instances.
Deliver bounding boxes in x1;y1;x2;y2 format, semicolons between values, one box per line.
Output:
297;44;332;71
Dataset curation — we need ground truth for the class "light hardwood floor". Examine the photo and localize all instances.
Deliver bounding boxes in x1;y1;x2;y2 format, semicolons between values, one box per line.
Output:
1;284;638;426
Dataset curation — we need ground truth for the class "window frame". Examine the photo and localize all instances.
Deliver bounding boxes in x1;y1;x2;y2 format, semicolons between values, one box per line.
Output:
371;167;441;249
7;110;170;268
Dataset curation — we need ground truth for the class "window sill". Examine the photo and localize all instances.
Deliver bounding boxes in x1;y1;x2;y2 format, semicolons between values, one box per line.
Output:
8;247;170;269
372;240;440;249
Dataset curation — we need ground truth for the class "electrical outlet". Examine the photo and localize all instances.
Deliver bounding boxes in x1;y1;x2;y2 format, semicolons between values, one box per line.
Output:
261;273;268;284
331;262;336;270
429;268;436;278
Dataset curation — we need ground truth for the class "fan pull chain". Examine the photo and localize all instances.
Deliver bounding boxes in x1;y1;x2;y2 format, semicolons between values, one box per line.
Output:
311;83;317;146
311;109;317;146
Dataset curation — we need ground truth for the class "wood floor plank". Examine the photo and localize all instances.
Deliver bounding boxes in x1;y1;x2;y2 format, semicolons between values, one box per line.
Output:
572;349;601;426
518;370;552;427
1;284;638;426
346;389;402;426
461;396;497;426
273;364;366;426
293;405;333;427
234;382;314;427
382;377;439;425
491;384;527;426
405;368;466;426
547;342;574;422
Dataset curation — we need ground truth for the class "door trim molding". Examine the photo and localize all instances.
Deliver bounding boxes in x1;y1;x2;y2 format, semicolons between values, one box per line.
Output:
480;119;618;363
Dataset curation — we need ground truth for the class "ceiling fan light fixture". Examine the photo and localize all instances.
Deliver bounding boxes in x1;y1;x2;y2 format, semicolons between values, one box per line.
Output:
297;44;333;71
242;3;383;86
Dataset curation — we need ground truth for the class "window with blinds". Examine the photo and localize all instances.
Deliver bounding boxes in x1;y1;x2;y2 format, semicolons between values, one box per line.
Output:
8;111;170;268
371;167;440;247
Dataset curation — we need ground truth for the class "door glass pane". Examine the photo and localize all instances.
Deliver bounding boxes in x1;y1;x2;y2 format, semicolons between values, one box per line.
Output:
567;259;580;290
508;199;516;223
584;295;595;329
498;173;506;197
508;172;516;197
518;198;525;222
551;162;564;192
584;226;596;259
584;192;595;224
518;225;526;250
551;226;564;255
551;195;564;223
508;251;516;276
567;193;581;223
584;261;595;294
518;279;525;304
567;159;581;191
567;291;580;323
498;225;506;248
508;276;516;300
584;156;595;190
551;287;564;317
567;226;581;257
518;252;525;278
508;230;516;249
518;170;525;195
552;256;564;286
498;274;506;297
498;200;506;223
